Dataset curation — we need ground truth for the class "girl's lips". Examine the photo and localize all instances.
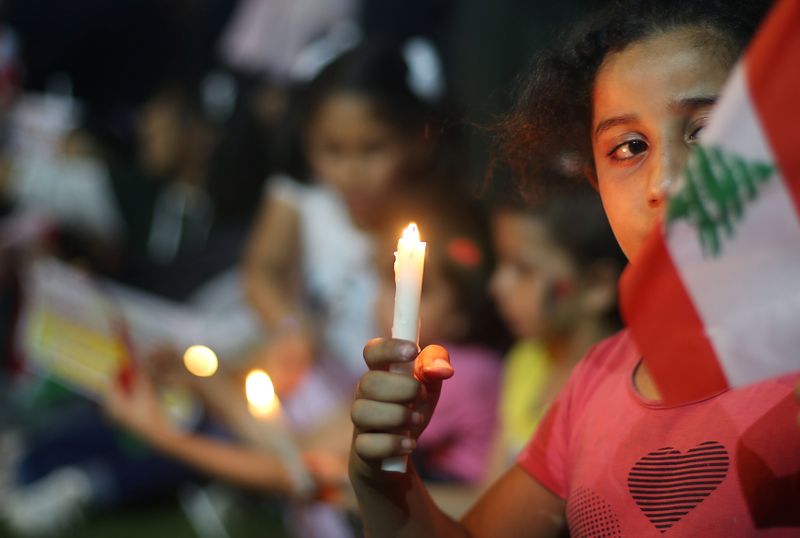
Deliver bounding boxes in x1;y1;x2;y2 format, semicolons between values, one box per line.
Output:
496;307;528;340
343;195;378;220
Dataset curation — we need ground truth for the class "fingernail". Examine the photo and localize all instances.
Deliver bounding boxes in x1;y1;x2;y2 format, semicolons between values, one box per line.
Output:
400;343;417;360
432;358;451;369
400;438;416;453
410;412;423;425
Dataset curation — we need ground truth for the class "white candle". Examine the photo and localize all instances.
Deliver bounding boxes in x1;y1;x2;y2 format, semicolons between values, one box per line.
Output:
245;369;315;498
391;222;426;344
383;222;426;472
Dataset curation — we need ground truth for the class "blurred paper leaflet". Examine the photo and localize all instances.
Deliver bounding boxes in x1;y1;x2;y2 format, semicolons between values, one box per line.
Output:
20;257;208;398
22;258;125;397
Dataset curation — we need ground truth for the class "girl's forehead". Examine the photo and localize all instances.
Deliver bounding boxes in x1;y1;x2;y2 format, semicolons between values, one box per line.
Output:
593;27;732;119
315;92;379;123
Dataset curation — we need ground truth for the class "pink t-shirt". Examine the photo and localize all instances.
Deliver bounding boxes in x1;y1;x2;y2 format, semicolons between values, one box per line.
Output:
416;343;502;484
518;330;800;537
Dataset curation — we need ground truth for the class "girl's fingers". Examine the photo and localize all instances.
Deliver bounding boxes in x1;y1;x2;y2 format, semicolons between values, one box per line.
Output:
363;338;418;370
414;344;453;384
351;344;451;462
353;433;416;460
356;371;420;402
351;399;422;431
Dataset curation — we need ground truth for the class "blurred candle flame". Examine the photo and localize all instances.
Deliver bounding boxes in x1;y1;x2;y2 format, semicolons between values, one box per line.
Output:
183;345;218;377
245;369;280;419
402;222;420;242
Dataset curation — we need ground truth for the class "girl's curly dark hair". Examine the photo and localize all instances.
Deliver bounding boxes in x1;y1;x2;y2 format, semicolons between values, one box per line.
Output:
494;0;774;190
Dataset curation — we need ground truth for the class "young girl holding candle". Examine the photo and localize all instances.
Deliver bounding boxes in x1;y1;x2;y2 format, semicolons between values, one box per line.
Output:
242;42;444;398
349;1;800;536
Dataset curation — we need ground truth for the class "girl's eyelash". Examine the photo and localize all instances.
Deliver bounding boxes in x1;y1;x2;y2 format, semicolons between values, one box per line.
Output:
687;118;709;141
606;139;644;158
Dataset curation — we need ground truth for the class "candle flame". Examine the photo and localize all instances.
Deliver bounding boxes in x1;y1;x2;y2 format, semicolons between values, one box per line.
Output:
402;222;421;242
183;345;218;377
245;369;280;418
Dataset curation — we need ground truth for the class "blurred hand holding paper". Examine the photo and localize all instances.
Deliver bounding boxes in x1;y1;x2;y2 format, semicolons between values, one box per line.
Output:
20;257;207;400
21;258;128;398
620;0;800;405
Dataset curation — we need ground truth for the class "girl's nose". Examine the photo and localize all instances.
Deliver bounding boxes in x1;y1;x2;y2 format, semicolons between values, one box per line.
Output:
489;266;513;301
339;157;365;190
649;142;689;209
647;176;672;209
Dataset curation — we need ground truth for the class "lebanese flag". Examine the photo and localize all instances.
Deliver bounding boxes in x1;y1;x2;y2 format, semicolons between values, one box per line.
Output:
619;0;800;405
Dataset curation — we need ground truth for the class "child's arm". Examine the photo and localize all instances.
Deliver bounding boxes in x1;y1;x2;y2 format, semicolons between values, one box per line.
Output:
242;193;314;391
144;427;298;494
423;418;522;519
422;483;486;519
142;346;267;443
349;339;567;537
243;193;307;332
104;370;301;494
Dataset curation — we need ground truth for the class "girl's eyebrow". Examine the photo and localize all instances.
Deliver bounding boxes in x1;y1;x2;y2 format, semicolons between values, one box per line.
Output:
593;96;718;140
668;95;718;113
594;114;637;139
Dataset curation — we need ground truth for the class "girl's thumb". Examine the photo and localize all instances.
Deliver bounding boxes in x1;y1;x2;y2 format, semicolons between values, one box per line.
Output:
414;344;454;384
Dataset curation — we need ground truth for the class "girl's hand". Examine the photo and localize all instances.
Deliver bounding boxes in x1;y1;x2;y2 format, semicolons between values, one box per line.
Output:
103;371;179;447
350;339;453;467
143;345;196;388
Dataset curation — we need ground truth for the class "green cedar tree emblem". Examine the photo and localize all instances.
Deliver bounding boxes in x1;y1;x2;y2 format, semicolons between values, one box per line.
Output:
667;145;775;257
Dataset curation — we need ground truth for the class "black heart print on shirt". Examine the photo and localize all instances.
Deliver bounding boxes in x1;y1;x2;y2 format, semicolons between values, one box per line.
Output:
628;441;730;533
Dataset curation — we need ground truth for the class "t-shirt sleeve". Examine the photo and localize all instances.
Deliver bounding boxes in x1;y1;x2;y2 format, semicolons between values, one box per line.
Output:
515;345;602;499
516;393;571;499
515;334;626;499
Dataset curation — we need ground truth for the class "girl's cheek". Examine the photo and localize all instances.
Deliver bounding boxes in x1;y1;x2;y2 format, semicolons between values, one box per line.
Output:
489;266;515;305
370;155;403;192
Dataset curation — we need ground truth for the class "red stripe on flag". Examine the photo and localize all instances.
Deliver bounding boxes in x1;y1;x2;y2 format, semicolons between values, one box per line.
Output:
745;0;800;216
620;227;729;405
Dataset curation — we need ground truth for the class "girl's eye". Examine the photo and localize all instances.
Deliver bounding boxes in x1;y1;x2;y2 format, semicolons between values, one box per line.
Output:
513;260;539;278
608;139;648;161
322;142;343;157
362;141;386;157
686;118;709;144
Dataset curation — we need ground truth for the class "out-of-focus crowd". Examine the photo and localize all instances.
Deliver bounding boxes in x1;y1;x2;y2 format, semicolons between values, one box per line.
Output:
0;1;622;536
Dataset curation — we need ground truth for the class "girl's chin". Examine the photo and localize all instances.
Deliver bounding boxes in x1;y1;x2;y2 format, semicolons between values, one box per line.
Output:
345;201;380;229
625;230;654;261
505;319;541;342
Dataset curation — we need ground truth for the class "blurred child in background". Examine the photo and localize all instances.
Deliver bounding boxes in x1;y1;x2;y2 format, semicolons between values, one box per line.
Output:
243;42;442;400
112;80;265;300
489;186;625;462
